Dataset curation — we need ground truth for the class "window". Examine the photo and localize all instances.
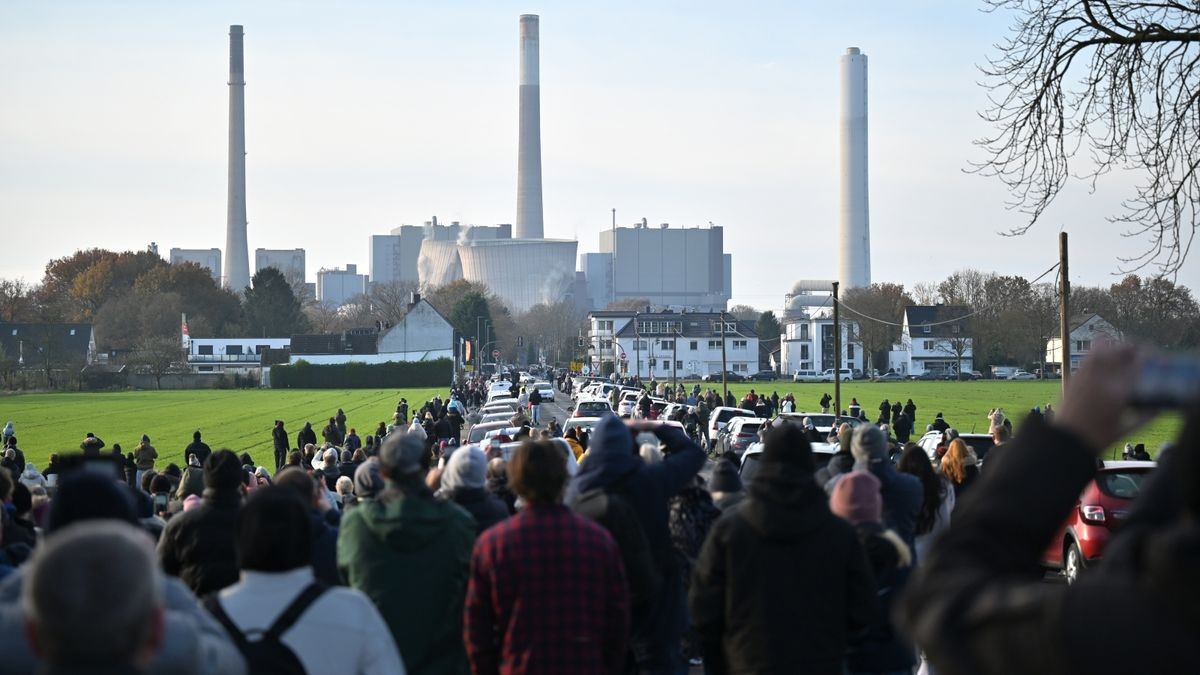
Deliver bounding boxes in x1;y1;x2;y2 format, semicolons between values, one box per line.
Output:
662;361;671;371
732;340;747;350
801;345;809;359
690;341;698;351
922;324;931;334
256;345;269;354
800;324;809;340
648;358;657;369
226;345;243;356
951;324;961;334
600;339;613;350
660;340;674;350
732;363;749;372
634;340;647;350
923;340;935;351
1075;340;1092;352
847;344;855;359
198;345;214;356
708;340;721;350
676;360;683;370
709;321;736;333
69;329;76;336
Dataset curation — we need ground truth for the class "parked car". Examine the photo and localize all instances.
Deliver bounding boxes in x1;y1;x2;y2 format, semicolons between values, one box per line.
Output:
702;371;746;383
1009;371;1037;381
873;372;905;382
741;441;837;485
792;370;822;383
1042;460;1155;583
468;421;517;444
720;417;769;456
561;416;603;438
573;400;614;418
749;370;778;382
478;412;514;425
916;430;995;465
818;368;855;383
705;406;759;452
498;439;580;476
774;412;862;439
616;391;640;417
907;372;939;381
531;381;555;402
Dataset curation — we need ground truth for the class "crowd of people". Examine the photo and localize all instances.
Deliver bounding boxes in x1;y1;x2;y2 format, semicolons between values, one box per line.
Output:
0;343;1192;674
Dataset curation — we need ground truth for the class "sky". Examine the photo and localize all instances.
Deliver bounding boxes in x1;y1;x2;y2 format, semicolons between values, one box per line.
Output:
2;0;1197;311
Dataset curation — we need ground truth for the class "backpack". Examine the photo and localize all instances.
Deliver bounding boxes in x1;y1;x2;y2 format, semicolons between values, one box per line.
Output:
203;582;327;675
573;488;662;614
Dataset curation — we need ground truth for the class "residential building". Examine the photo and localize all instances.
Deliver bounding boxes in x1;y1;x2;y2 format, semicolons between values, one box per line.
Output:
254;249;306;285
290;296;454;365
585;310;757;379
186;337;290;374
316;264;368;308
169;248;222;283
890;305;973;376
0;323;97;368
779;303;863;376
581;222;731;310
1045;314;1121;373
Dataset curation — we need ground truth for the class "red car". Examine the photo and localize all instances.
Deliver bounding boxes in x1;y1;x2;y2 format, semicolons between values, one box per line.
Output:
1042;460;1155;583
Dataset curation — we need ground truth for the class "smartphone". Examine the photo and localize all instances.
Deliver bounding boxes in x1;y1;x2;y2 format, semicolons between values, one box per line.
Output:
1130;352;1200;408
153;493;169;512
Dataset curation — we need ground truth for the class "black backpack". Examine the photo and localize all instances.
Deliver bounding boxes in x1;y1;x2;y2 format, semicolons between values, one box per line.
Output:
203;582;327;675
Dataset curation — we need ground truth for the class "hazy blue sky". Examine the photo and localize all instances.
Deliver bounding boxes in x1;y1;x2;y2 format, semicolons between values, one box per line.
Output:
3;0;1195;309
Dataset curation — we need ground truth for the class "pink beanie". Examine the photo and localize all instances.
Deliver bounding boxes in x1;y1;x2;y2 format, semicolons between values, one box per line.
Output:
830;471;882;524
182;494;202;512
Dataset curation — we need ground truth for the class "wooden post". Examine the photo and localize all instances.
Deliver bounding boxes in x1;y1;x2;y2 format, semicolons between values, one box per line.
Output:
833;282;842;418
1059;232;1070;394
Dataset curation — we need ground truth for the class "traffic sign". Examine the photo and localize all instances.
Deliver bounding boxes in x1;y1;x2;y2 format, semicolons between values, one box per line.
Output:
492;349;500;358
619;352;628;362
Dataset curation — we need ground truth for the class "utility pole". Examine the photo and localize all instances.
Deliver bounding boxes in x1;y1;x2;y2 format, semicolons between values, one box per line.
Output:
1059;232;1070;394
672;322;679;393
720;311;729;402
634;312;641;382
833;281;842;418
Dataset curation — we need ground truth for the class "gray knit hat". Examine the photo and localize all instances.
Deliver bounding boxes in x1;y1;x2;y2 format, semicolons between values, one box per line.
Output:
379;432;425;477
353;457;385;498
850;424;887;464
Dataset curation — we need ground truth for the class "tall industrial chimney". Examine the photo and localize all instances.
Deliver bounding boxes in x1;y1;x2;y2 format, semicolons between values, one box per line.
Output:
838;47;871;289
515;14;544;240
223;25;251;292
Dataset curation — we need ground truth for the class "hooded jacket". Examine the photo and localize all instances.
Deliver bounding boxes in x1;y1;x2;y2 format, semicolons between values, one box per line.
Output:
18;463;46;490
157;489;242;596
689;454;875;675
337;475;476;675
134;441;158;471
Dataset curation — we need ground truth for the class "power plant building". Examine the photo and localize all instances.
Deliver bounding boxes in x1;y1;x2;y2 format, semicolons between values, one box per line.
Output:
581;223;731;310
170;248;222;282
317;264;368;308
255;249;306;285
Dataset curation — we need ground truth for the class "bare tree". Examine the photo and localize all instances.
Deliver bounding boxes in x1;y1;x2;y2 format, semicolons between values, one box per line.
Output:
910;282;941;306
979;1;1200;275
130;335;186;390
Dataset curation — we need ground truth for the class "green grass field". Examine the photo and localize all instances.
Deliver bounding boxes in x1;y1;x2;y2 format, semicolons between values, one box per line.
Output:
675;378;1183;459
0;389;442;469
0;380;1182;469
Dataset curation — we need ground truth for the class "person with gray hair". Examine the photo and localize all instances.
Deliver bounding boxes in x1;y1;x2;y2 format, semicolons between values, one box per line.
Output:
849;424;923;548
337;432;476;673
438;445;508;535
23;520;164;672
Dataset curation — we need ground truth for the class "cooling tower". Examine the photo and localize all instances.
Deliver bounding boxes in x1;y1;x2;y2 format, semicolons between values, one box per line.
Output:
223;25;251;292
515;14;544;239
458;239;577;312
838;47;870;289
417;240;465;289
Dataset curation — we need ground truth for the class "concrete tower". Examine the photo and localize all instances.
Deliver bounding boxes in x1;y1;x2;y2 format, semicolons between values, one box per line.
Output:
515;14;544;239
223;25;251;292
838;47;871;289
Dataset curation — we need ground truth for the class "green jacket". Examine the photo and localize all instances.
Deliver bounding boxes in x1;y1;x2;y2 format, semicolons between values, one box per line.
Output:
338;478;476;675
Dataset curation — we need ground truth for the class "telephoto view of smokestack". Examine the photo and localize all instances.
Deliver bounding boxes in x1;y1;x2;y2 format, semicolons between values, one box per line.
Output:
515;14;544;239
838;46;871;289
224;24;251;292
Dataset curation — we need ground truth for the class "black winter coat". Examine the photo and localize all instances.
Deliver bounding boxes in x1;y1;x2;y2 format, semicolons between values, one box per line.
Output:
296;425;317;450
157;490;240;596
183;440;212;467
901;416;1200;675
689;460;875;675
448;487;509;535
272;426;289;453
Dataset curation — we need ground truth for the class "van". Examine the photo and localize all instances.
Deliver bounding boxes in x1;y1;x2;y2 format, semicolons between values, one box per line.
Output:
792;370;821;383
819;368;854;383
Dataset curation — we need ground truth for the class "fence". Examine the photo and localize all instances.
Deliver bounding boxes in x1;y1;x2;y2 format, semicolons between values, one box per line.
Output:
269;359;452;389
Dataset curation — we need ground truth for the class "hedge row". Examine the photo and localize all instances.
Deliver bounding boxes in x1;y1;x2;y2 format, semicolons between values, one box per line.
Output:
270;359;453;389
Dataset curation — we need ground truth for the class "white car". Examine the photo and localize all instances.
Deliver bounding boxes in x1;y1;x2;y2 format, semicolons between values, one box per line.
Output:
573;400;615;418
792;370;821;383
532;381;555;402
562;416;603;437
479;400;520;415
1009;371;1037;381
818;368;855;383
706;406;760;451
741;441;836;484
916;430;996;465
478;412;514;425
616;391;640;417
773;412;862;438
499;439;579;476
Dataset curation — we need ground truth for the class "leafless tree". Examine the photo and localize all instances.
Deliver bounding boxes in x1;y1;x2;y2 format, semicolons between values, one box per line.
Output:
979;1;1200;275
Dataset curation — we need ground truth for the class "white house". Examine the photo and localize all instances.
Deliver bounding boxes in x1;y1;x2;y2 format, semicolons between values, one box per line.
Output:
586;310;758;379
890;305;973;376
1045;314;1121;373
289;297;453;365
187;337;290;373
779;306;863;377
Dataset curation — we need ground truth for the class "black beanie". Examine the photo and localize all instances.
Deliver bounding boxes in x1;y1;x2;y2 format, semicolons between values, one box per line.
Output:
761;423;815;474
11;482;31;515
204;449;243;491
47;472;138;533
709;460;742;493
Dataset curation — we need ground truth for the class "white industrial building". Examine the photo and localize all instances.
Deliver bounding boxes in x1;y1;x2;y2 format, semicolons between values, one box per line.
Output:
586;310;757;379
371;219;514;289
779;287;863;376
170;248;222;282
581;221;731;310
1045;314;1121;374
255;249;306;285
889;306;973;376
186;337;290;373
316;264;368;308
